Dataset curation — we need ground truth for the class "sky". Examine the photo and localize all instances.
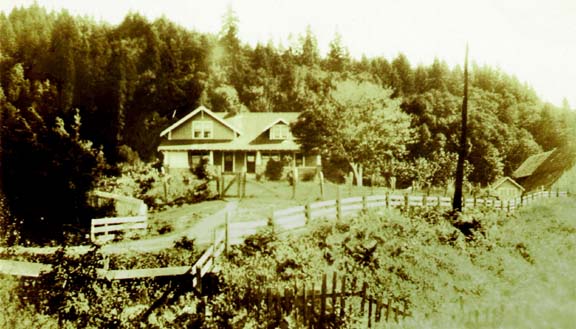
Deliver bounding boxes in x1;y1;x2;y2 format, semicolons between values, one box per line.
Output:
2;0;575;108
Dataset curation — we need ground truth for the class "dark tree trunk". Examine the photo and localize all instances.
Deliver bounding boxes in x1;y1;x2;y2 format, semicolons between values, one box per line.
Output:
453;45;469;212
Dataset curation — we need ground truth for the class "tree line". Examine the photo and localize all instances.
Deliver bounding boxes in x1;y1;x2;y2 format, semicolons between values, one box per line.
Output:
1;4;574;243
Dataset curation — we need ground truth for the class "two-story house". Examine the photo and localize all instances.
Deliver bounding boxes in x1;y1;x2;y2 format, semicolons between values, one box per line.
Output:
157;106;321;175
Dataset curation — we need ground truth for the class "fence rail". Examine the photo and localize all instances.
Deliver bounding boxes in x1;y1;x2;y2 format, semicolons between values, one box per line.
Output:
90;191;148;242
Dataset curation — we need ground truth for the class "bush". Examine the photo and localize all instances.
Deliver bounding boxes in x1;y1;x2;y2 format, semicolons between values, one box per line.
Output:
265;159;284;181
193;158;211;180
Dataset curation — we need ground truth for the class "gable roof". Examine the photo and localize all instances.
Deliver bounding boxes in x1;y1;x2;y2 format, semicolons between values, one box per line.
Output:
492;176;525;191
158;110;301;151
520;143;576;191
512;149;555;178
159;105;242;137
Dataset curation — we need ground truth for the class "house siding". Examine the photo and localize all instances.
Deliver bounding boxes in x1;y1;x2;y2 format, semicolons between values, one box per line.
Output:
494;180;523;200
164;151;189;169
171;112;235;140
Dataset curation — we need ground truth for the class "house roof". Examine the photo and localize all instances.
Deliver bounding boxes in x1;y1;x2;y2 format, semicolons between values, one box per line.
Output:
158;108;301;152
519;143;576;191
512;149;555;178
160;106;242;137
492;176;525;191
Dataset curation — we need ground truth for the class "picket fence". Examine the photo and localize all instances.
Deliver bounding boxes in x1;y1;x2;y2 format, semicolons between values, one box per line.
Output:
244;272;409;328
89;191;148;242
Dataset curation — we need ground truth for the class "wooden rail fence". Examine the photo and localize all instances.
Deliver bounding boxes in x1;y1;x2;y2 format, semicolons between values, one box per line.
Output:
89;191;148;242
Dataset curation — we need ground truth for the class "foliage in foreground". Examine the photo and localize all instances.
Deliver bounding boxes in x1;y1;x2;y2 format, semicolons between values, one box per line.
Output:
1;198;575;328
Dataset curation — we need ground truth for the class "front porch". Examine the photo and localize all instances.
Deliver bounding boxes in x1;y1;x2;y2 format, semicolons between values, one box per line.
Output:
163;150;321;176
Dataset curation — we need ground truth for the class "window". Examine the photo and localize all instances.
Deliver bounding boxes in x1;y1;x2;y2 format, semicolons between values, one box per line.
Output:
270;124;290;140
192;121;213;139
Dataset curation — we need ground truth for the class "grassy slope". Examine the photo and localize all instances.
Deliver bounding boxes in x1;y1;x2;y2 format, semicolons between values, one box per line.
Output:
217;197;576;328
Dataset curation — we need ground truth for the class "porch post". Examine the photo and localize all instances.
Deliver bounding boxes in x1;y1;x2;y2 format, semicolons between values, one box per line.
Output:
208;151;214;165
256;151;262;165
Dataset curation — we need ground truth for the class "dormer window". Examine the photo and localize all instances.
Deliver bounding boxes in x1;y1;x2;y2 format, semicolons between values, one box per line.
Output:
192;121;213;139
270;124;290;140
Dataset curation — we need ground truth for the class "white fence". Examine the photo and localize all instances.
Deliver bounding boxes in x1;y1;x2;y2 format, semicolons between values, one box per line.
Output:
90;191;148;242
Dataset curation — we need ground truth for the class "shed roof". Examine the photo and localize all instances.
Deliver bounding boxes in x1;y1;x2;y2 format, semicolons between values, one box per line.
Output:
519;143;576;191
492;176;525;191
512;149;555;178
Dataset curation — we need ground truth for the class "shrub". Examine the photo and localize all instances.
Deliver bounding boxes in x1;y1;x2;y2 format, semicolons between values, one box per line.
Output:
193;157;211;180
265;159;284;181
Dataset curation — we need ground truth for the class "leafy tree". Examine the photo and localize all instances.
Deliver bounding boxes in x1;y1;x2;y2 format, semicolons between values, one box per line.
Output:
292;79;413;185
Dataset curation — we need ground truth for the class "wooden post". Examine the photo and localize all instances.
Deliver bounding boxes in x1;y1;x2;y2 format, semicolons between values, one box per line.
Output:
302;283;307;325
220;171;225;198
422;194;427;207
368;299;373;328
340;275;346;318
362;195;368;212
371;173;375;195
292;166;297;200
386;298;391;321
360;282;367;314
507;200;511;212
348;172;353;196
224;209;230;257
404;193;409;212
236;172;241;197
336;195;342;221
331;272;337;318
163;177;168;202
473;196;477;208
305;203;312;224
195;266;202;294
319;171;325;200
310;283;315;325
386;192;390;208
320;274;327;327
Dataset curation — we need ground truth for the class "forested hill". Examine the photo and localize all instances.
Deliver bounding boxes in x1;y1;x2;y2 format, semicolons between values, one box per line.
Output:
1;5;575;232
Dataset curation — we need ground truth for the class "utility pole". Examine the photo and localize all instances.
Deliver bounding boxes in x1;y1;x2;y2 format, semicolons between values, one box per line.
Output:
453;45;469;212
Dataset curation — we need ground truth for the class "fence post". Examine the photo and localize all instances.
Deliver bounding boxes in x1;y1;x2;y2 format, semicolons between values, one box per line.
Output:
371;174;375;195
385;192;390;208
336;185;342;221
331;272;337;318
292;166;298;200
386;298;391;321
348;172;353;196
507;200;511;212
305;203;312;224
360;282;368;314
404;194;409;212
368;299;373;328
340;275;346;318
319;171;325;200
224;209;230;257
362;195;368;212
195;266;202;294
422;194;427;207
302;283;307;325
320;273;327;327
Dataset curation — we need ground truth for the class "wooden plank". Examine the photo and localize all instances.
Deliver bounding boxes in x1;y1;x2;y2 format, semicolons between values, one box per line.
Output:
341;203;363;213
229;219;268;231
341;196;363;204
0;259;53;277
92;216;147;225
92;222;147;234
408;195;423;206
274;205;306;217
310;200;337;209
366;194;386;201
101;265;191;280
275;216;307;230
